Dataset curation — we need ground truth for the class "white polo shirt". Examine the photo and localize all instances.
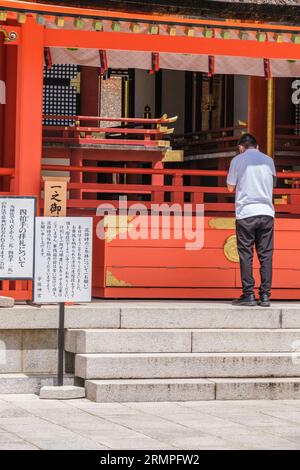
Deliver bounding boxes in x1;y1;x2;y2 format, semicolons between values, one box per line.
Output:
226;148;276;220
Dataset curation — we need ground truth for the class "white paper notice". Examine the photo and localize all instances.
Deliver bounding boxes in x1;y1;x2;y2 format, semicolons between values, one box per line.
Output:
34;217;92;303
0;197;35;279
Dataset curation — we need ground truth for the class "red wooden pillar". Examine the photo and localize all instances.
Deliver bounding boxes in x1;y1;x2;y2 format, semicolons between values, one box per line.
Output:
3;45;18;192
0;36;5;170
80;66;100;197
248;76;268;153
14;17;44;207
80;66;99;122
70;148;83;201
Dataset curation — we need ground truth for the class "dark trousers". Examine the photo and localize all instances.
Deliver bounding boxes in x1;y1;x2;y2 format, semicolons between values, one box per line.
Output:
236;215;274;297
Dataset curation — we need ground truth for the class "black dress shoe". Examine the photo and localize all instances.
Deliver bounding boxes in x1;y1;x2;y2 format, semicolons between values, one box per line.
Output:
258;293;270;307
232;294;257;306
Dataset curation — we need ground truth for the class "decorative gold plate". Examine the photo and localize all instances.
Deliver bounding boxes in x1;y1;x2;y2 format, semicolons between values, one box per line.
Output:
224;235;239;263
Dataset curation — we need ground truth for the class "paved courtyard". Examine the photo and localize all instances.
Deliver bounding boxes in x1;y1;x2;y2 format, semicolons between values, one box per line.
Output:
0;395;300;449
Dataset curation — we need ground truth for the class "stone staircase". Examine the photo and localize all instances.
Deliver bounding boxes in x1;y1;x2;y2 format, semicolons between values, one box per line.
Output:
65;303;300;402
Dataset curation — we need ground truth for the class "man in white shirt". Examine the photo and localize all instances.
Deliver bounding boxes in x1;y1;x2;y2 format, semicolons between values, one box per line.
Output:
227;133;276;307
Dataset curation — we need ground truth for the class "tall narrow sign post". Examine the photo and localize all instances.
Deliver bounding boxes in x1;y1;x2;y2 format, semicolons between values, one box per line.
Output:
34;217;93;399
58;302;65;387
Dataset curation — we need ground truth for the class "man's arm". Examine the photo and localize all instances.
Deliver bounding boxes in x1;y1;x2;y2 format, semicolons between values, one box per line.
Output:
227;158;237;192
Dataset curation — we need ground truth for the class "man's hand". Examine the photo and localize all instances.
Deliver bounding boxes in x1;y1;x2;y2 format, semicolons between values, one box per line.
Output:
227;184;236;193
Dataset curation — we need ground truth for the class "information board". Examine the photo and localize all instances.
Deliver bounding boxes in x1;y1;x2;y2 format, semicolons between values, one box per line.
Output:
0;197;35;279
34;217;92;303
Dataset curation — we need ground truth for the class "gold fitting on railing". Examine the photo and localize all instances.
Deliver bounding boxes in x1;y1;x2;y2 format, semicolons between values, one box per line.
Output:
0;27;17;42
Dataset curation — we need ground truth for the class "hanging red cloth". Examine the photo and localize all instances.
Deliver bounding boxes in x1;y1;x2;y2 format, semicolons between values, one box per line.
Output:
208;55;215;77
264;58;271;80
44;47;52;70
149;52;159;75
99;50;108;76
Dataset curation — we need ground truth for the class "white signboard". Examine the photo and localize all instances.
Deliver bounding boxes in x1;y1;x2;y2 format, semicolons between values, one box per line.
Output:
34;217;92;303
0;197;35;279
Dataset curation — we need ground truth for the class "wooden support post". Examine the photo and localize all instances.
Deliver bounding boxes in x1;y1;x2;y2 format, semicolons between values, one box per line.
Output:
248;76;267;153
267;78;276;158
151;160;164;203
15;17;44;208
3;45;17;192
123;78;130;119
80;66;100;199
80;66;100;124
70;149;83;201
171;173;184;204
0;36;5;170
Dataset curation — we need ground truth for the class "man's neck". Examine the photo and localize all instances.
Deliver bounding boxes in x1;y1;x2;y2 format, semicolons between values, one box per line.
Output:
243;147;258;154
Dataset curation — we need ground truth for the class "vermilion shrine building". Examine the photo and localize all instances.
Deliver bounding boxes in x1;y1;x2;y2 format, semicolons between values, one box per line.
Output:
1;0;300;300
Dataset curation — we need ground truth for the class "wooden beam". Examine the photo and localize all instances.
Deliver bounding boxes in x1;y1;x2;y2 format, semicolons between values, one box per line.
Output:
44;29;300;60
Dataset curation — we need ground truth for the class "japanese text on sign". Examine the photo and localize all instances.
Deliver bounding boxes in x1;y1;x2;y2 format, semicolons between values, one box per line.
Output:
0;197;35;279
34;217;92;302
43;176;69;217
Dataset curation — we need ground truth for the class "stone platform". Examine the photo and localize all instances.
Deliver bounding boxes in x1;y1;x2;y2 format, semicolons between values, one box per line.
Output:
1;300;300;401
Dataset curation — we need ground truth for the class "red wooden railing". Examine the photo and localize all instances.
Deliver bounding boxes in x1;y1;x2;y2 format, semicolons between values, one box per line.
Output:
171;125;247;156
275;125;300;152
41;164;300;216
0;168;15;176
43;115;177;125
43;114;176;147
42;117;300;156
171;124;300;156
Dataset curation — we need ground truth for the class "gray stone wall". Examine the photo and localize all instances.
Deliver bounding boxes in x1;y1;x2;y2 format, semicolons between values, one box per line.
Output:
0;330;58;374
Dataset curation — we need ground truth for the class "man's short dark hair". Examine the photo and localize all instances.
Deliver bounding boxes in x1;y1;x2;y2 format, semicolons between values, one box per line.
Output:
238;133;257;149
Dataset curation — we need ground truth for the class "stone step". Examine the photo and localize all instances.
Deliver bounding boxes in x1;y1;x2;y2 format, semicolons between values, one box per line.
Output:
86;378;215;402
0;374;75;394
85;377;300;402
0;302;299;330
66;328;300;353
120;306;281;329
192;329;300;353
214;378;300;400
65;329;191;353
75;352;300;380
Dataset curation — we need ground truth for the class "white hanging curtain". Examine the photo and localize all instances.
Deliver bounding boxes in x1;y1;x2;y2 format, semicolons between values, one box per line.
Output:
49;47;300;77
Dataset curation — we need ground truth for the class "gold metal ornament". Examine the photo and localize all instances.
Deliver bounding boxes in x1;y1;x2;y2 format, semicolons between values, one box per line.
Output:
106;271;132;287
0;27;17;42
70;72;81;93
224;235;239;263
209;218;236;230
162;150;184;162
